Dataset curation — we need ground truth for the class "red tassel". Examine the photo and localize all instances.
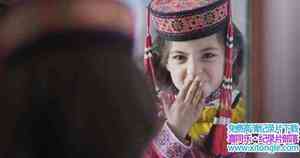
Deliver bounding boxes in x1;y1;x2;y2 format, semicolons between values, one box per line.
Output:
143;5;160;91
148;53;159;91
209;109;232;156
208;86;232;156
221;124;229;155
210;125;221;155
203;0;235;157
144;54;150;76
145;6;153;51
145;34;152;50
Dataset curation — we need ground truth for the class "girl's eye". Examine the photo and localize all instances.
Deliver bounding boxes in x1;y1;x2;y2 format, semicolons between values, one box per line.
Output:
202;52;217;61
172;55;187;62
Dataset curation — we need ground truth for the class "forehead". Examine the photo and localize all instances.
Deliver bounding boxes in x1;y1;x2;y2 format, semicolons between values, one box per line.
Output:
169;34;223;52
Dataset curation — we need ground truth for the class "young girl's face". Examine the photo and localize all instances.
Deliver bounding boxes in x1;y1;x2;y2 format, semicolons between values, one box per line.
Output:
166;34;225;97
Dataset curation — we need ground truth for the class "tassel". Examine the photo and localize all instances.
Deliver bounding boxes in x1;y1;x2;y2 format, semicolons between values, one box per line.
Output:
145;34;152;52
207;0;234;156
208;89;232;156
144;5;160;92
208;106;232;156
144;5;153;75
148;52;159;92
144;53;151;80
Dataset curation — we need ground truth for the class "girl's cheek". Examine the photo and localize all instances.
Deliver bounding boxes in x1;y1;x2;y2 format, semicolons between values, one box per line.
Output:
170;70;184;90
176;68;187;89
202;82;214;98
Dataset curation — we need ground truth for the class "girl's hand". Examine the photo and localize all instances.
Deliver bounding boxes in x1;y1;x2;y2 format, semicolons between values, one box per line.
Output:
159;76;205;141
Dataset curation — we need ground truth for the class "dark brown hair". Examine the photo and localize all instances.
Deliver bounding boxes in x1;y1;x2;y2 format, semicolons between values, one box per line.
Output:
0;30;156;158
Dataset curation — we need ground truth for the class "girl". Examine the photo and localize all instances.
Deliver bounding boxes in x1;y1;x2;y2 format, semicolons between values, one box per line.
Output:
143;0;246;157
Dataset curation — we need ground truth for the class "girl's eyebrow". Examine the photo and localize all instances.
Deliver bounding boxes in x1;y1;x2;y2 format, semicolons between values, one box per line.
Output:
169;50;188;55
170;47;219;55
200;47;219;52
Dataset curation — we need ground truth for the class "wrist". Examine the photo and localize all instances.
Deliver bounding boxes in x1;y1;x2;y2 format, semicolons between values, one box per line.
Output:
166;121;189;143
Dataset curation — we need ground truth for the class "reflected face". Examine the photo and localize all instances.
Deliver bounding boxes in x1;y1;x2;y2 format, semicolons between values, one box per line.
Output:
166;34;225;97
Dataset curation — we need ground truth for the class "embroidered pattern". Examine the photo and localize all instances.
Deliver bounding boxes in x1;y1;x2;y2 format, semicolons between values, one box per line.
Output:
151;0;219;14
151;2;228;34
153;124;191;158
166;143;186;157
156;127;170;146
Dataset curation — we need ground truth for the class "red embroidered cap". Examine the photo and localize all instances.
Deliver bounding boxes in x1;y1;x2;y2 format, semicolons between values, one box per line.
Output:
149;0;229;41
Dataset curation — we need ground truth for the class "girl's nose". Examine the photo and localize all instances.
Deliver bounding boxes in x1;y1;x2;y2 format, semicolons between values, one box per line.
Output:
186;57;203;78
186;60;195;78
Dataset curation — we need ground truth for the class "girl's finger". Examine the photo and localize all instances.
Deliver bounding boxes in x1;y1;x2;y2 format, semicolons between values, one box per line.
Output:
159;91;171;115
192;88;203;107
176;76;194;102
184;76;200;103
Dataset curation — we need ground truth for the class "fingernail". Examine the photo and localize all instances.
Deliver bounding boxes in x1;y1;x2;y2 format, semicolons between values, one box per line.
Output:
187;75;194;81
